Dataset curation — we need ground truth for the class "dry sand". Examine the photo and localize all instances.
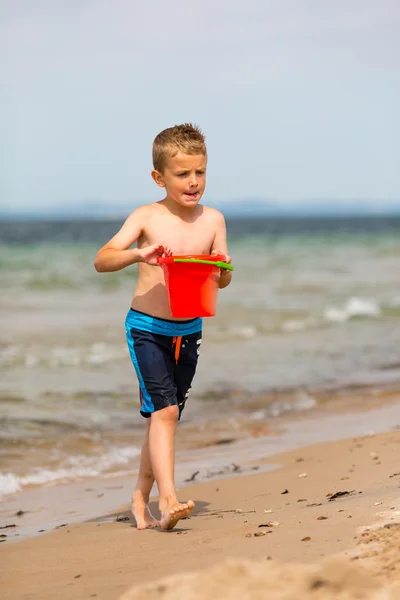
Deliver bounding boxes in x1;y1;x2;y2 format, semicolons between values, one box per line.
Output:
1;429;400;599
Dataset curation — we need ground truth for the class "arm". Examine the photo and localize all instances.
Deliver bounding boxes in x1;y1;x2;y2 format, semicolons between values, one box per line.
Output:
94;206;171;272
210;210;232;290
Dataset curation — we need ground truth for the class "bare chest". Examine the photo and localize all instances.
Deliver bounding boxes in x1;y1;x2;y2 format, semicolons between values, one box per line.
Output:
140;214;215;255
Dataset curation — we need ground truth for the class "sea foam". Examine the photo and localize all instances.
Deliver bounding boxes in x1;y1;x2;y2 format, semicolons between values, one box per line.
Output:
323;297;381;323
0;445;140;499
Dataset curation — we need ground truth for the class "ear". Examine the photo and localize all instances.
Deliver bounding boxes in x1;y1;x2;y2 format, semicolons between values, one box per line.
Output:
151;169;166;188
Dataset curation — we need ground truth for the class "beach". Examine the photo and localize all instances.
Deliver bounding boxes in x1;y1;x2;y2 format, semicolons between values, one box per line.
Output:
2;400;400;599
2;217;400;502
1;216;400;597
3;0;399;594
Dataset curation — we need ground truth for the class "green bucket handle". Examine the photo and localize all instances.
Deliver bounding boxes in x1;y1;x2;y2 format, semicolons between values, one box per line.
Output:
173;258;234;271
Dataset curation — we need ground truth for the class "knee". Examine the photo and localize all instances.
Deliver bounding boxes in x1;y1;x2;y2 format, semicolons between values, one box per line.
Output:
153;405;179;425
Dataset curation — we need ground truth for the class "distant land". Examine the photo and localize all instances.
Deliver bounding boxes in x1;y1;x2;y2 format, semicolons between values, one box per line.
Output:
1;198;400;219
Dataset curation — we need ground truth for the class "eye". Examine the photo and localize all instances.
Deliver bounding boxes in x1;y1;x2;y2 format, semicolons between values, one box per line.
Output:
177;172;188;177
196;170;205;176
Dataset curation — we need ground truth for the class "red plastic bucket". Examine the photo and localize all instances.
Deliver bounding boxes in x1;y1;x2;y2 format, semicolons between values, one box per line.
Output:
158;255;226;318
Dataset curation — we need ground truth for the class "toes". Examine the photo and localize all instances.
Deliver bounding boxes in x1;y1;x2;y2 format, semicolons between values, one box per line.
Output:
147;517;160;528
170;500;194;515
170;504;186;515
161;501;195;529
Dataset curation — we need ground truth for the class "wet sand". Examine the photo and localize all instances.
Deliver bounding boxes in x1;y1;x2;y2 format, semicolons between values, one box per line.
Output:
1;397;399;539
1;422;400;599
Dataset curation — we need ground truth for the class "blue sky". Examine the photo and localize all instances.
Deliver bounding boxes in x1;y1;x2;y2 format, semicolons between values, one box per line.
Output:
1;0;399;212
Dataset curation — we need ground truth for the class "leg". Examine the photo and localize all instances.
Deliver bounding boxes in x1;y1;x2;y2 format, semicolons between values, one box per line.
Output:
131;419;159;529
149;405;194;530
126;326;197;530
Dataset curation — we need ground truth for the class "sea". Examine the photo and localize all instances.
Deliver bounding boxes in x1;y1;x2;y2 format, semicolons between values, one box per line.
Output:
1;215;400;503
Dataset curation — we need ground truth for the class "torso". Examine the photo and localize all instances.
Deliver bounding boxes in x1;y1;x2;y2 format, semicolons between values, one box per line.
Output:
131;202;217;319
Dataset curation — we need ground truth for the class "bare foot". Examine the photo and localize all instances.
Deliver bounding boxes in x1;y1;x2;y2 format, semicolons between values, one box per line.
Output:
131;491;159;530
160;499;195;531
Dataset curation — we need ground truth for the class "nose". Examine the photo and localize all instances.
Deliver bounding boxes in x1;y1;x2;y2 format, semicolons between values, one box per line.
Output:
189;173;198;188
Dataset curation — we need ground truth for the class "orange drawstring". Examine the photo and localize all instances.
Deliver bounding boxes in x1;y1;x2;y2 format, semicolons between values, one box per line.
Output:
172;336;182;364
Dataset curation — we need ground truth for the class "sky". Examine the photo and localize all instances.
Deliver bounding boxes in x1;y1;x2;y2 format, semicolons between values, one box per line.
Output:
1;0;399;213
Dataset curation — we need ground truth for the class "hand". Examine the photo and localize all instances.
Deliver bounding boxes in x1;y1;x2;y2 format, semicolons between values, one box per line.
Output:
211;249;231;268
138;243;172;265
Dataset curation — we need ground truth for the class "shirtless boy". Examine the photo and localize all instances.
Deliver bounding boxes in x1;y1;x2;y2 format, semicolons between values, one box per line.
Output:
94;123;232;530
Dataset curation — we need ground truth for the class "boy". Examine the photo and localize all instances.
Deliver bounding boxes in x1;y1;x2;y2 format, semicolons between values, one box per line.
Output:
94;123;232;530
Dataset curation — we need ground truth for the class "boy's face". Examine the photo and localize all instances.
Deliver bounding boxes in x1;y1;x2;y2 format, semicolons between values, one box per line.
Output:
152;152;207;208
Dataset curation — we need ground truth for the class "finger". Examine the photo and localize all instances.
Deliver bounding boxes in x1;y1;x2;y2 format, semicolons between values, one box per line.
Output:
213;251;228;262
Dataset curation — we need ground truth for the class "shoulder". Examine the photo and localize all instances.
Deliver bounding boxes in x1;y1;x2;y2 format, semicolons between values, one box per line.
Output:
202;206;226;225
125;203;159;221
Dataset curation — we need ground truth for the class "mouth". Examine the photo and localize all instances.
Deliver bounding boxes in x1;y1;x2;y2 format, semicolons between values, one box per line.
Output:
183;191;199;199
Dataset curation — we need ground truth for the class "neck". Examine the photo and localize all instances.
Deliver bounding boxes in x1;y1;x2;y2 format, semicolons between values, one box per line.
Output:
163;197;200;219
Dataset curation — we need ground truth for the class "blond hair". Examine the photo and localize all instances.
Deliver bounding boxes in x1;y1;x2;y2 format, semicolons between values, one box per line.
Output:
152;123;207;172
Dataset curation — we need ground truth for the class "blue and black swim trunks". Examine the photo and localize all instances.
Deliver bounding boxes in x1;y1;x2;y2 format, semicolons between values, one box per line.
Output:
125;309;202;418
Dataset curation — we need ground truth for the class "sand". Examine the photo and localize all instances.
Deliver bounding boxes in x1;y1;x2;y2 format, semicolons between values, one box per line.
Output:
121;552;400;600
1;428;400;599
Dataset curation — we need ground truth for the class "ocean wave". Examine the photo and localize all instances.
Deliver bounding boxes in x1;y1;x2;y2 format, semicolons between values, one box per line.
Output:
1;298;399;374
0;243;137;292
225;326;258;339
0;445;140;499
0;342;128;369
208;299;386;341
323;297;381;323
267;391;317;416
281;318;317;333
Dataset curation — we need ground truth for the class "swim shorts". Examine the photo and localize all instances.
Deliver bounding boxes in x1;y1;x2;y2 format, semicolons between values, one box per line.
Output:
125;309;202;418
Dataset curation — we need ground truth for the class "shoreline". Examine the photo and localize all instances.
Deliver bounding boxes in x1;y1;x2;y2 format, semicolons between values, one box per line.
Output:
1;398;400;542
1;425;400;599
